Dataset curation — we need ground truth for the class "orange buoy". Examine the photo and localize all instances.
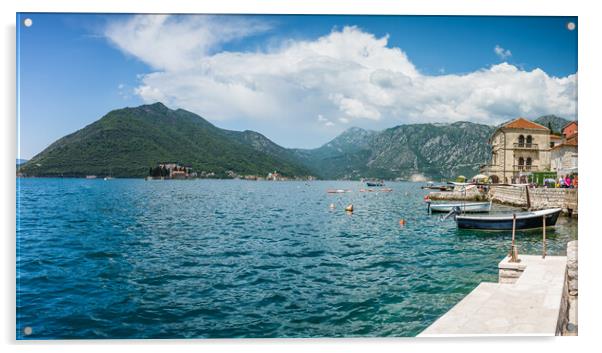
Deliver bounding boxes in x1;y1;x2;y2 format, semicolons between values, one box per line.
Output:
345;204;353;212
399;219;406;226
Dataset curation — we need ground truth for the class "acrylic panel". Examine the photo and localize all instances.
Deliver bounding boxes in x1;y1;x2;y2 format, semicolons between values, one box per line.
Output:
16;13;578;339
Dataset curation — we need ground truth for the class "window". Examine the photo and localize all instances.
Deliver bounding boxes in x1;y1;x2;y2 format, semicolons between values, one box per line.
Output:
526;135;532;147
518;135;525;147
526;157;532;166
518;157;524;166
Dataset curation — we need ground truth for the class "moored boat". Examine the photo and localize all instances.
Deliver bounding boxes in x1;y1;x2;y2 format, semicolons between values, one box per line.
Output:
421;181;453;191
366;179;384;187
326;189;351;194
427;201;491;213
453;208;562;230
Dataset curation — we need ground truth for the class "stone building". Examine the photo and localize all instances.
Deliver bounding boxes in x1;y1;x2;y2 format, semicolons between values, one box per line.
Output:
551;121;578;176
481;117;552;183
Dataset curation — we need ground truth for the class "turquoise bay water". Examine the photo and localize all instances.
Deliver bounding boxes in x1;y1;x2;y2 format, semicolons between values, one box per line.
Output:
16;179;577;339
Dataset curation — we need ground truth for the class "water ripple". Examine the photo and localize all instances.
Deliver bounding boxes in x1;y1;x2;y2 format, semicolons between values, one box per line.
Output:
16;179;577;339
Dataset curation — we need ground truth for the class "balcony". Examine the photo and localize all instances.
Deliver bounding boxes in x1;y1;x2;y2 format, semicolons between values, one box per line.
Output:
513;143;539;150
513;165;538;172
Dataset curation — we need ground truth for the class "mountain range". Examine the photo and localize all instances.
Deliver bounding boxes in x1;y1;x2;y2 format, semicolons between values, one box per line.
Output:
18;103;570;180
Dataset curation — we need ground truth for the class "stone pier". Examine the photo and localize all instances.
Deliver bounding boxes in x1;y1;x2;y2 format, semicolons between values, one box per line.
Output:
428;185;578;216
488;186;578;216
419;254;569;336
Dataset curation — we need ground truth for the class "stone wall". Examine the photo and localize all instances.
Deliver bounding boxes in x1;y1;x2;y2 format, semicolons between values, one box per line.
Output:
427;187;487;201
564;240;578;335
489;185;578;215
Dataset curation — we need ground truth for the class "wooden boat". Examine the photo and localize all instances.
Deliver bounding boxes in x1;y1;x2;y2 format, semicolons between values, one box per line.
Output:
427;201;491;213
360;188;393;193
421;182;453;191
453;208;562;230
326;189;351;194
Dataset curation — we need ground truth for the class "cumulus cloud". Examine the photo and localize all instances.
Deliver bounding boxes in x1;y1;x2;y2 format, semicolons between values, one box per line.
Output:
104;15;577;147
104;15;272;71
494;45;512;60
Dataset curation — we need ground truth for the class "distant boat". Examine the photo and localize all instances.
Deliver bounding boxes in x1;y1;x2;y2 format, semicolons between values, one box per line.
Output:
452;208;562;230
360;188;393;193
427;201;491;213
366;179;384;187
85;175;97;179
326;189;351;194
104;168;114;180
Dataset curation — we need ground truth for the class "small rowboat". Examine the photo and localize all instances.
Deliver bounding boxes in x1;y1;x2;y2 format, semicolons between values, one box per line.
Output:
427;201;491;213
360;188;393;193
326;189;351;194
453;208;562;230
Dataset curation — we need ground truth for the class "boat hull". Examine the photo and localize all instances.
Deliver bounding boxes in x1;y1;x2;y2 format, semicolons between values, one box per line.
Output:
430;202;491;213
456;209;562;230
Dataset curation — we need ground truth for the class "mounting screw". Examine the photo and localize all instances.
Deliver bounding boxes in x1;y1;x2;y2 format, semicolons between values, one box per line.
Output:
567;22;576;31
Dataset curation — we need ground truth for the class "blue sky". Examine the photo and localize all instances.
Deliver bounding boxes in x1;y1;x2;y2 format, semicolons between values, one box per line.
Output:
17;14;577;159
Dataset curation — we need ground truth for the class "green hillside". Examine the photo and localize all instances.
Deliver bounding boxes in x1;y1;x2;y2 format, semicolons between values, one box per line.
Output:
294;122;494;180
19;103;573;181
19;103;313;178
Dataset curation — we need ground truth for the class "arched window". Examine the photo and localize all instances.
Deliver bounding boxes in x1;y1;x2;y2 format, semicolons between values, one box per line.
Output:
526;135;533;147
526;157;532;166
518;157;524;166
518;135;525;147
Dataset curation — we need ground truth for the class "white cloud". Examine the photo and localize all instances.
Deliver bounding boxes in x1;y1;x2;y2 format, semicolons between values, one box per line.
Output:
494;45;512;60
104;16;577;147
104;15;271;71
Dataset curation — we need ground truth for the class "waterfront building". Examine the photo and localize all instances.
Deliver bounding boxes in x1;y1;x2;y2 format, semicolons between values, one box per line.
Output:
550;134;562;148
551;121;578;176
266;171;284;181
481;117;552;184
153;162;194;179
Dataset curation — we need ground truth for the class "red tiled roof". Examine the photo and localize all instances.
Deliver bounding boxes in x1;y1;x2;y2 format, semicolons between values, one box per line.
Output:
552;134;578;149
502;117;549;130
562;121;578;130
550;134;562;140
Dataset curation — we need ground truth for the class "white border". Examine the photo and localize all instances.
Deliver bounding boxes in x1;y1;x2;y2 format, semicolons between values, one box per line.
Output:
2;1;601;353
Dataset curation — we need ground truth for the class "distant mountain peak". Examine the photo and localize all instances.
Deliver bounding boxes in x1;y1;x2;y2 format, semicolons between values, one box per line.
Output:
19;103;313;178
532;115;570;133
135;102;171;114
343;126;369;133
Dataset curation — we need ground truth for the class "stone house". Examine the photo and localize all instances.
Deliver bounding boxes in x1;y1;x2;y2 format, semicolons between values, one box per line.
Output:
481;117;551;183
551;121;578;176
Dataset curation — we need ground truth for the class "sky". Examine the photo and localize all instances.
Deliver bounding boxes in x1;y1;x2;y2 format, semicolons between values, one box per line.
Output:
17;14;578;159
